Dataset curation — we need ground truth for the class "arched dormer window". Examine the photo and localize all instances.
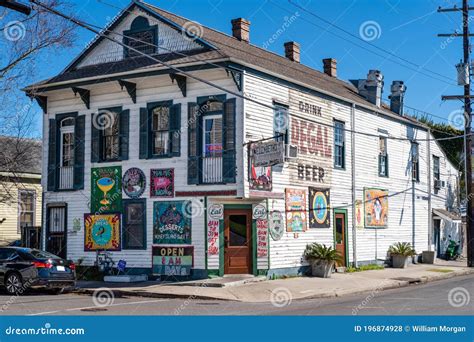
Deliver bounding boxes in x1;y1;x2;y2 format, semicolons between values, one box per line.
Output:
123;16;157;58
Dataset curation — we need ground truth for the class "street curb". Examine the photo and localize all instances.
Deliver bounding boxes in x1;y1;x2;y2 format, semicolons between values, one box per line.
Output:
73;268;474;303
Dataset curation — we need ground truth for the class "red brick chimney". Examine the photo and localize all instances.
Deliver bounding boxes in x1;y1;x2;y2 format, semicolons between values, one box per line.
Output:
231;18;250;43
284;42;300;63
323;58;337;78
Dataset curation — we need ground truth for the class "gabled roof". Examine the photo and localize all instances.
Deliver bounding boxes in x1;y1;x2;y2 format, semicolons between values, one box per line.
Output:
0;136;42;175
26;1;426;128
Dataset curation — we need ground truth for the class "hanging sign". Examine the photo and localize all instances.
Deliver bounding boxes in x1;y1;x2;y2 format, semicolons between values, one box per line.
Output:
269;210;284;241
151;169;174;198
122;168;146;199
249;142;272;192
152;246;193;276
364;188;388;228
153;201;192;244
207;204;223;256
84;213;121;251
91;166;122;213
309;188;330;228
250;140;285;167
285;188;307;232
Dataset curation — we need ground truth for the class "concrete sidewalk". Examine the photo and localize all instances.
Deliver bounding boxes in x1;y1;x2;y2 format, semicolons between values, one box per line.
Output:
75;261;474;303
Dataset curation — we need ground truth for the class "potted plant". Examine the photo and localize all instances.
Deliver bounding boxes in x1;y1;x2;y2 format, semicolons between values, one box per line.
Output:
304;243;342;278
388;242;416;268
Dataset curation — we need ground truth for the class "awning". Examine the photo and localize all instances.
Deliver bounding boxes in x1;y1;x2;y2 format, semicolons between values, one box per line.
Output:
433;209;461;222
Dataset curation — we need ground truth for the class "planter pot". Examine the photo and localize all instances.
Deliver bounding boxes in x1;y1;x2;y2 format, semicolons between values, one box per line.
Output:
310;260;335;278
422;251;435;264
391;255;410;268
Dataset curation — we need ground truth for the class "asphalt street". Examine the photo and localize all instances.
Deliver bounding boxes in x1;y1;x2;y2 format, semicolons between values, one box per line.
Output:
0;275;472;316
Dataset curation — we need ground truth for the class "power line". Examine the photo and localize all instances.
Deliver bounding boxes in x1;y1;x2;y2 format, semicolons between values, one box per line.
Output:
30;0;472;143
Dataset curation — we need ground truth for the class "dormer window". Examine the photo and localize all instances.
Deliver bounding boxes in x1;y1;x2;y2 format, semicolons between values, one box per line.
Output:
123;16;157;58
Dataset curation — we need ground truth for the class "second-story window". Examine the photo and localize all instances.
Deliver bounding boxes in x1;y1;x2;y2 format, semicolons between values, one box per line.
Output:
411;142;419;182
378;136;388;177
102;111;120;161
123;16;157;58
273;103;289;143
59;117;75;190
152;106;170;156
433;155;440;192
334;120;345;169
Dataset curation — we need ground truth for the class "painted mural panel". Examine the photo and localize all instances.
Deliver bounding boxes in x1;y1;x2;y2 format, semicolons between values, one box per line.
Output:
285;188;308;232
150;169;174;198
355;200;365;229
288;89;333;187
269;210;284;241
122;167;146;199
153;201;191;244
91;166;122;213
84;213;121;251
364;188;389;228
249;142;272;191
152;246;193;276
309;188;330;228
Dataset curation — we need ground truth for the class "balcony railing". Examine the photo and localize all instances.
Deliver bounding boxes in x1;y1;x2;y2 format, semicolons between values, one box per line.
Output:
202;156;223;184
58;166;74;190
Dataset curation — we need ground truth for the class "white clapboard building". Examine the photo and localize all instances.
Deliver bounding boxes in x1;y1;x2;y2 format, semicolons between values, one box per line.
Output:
25;1;461;278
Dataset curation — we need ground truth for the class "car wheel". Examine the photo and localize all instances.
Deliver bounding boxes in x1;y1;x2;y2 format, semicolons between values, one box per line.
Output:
5;273;23;295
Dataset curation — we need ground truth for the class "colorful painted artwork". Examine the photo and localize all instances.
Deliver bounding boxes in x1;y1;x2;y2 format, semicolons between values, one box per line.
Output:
364;188;389;228
153;201;191;244
269;210;284;241
122;168;146;199
152;246;193;276
150;169;174;198
84;213;121;251
355;200;364;229
249;142;272;191
309;187;330;228
91;166;122;213
285;188;307;232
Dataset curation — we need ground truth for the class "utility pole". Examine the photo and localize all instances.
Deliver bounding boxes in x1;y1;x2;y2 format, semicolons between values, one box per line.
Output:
438;0;474;267
0;0;31;15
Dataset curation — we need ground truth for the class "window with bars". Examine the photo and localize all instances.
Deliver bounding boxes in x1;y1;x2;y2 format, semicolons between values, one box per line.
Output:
378;136;388;177
334;120;345;169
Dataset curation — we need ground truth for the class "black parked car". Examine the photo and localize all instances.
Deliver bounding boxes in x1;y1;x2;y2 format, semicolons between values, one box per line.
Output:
0;247;76;295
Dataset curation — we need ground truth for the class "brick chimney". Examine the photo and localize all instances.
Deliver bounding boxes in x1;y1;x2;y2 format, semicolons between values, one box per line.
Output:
284;42;300;63
389;81;406;115
323;58;337;77
231;18;250;43
350;70;384;107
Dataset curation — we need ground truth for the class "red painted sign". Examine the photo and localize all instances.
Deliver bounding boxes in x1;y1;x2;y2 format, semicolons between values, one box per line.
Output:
290;117;332;158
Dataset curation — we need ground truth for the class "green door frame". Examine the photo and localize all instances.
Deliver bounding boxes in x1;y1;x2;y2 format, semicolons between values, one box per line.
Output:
333;208;349;266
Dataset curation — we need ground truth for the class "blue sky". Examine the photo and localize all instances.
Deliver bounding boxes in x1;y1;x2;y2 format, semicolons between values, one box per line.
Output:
34;0;471;126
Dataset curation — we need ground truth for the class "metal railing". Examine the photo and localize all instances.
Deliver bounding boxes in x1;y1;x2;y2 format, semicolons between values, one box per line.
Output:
202;156;223;184
59;166;74;190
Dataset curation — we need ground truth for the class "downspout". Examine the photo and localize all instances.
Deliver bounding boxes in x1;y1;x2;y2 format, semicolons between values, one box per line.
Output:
351;103;358;267
427;129;432;251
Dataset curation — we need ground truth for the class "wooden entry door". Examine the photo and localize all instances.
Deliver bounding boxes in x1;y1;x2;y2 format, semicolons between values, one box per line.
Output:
224;209;252;274
334;212;346;267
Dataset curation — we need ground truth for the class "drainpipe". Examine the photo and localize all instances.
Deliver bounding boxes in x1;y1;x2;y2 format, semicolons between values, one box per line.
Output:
427;129;432;251
412;173;416;250
351;103;358;267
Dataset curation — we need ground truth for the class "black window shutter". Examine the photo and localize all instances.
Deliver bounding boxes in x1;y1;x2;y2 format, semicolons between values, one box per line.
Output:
90;113;100;163
139;108;149;159
170;103;181;156
223;98;236;183
47;118;57;191
119;109;130;160
73;115;85;189
188;102;199;184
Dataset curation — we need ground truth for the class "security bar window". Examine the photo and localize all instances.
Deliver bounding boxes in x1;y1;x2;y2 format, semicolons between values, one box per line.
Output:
334;120;345;169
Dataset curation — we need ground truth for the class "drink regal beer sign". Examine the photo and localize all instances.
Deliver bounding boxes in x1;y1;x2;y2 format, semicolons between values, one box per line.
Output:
288;89;332;187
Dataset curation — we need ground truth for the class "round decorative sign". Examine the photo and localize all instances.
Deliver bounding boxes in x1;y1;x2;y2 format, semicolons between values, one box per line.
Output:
269;210;284;241
312;191;328;225
122;168;146;199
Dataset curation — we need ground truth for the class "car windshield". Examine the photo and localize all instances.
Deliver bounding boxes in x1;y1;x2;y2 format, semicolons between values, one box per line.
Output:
26;249;62;259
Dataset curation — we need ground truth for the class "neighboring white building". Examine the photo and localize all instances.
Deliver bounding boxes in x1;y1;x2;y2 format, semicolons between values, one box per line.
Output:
25;1;460;278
